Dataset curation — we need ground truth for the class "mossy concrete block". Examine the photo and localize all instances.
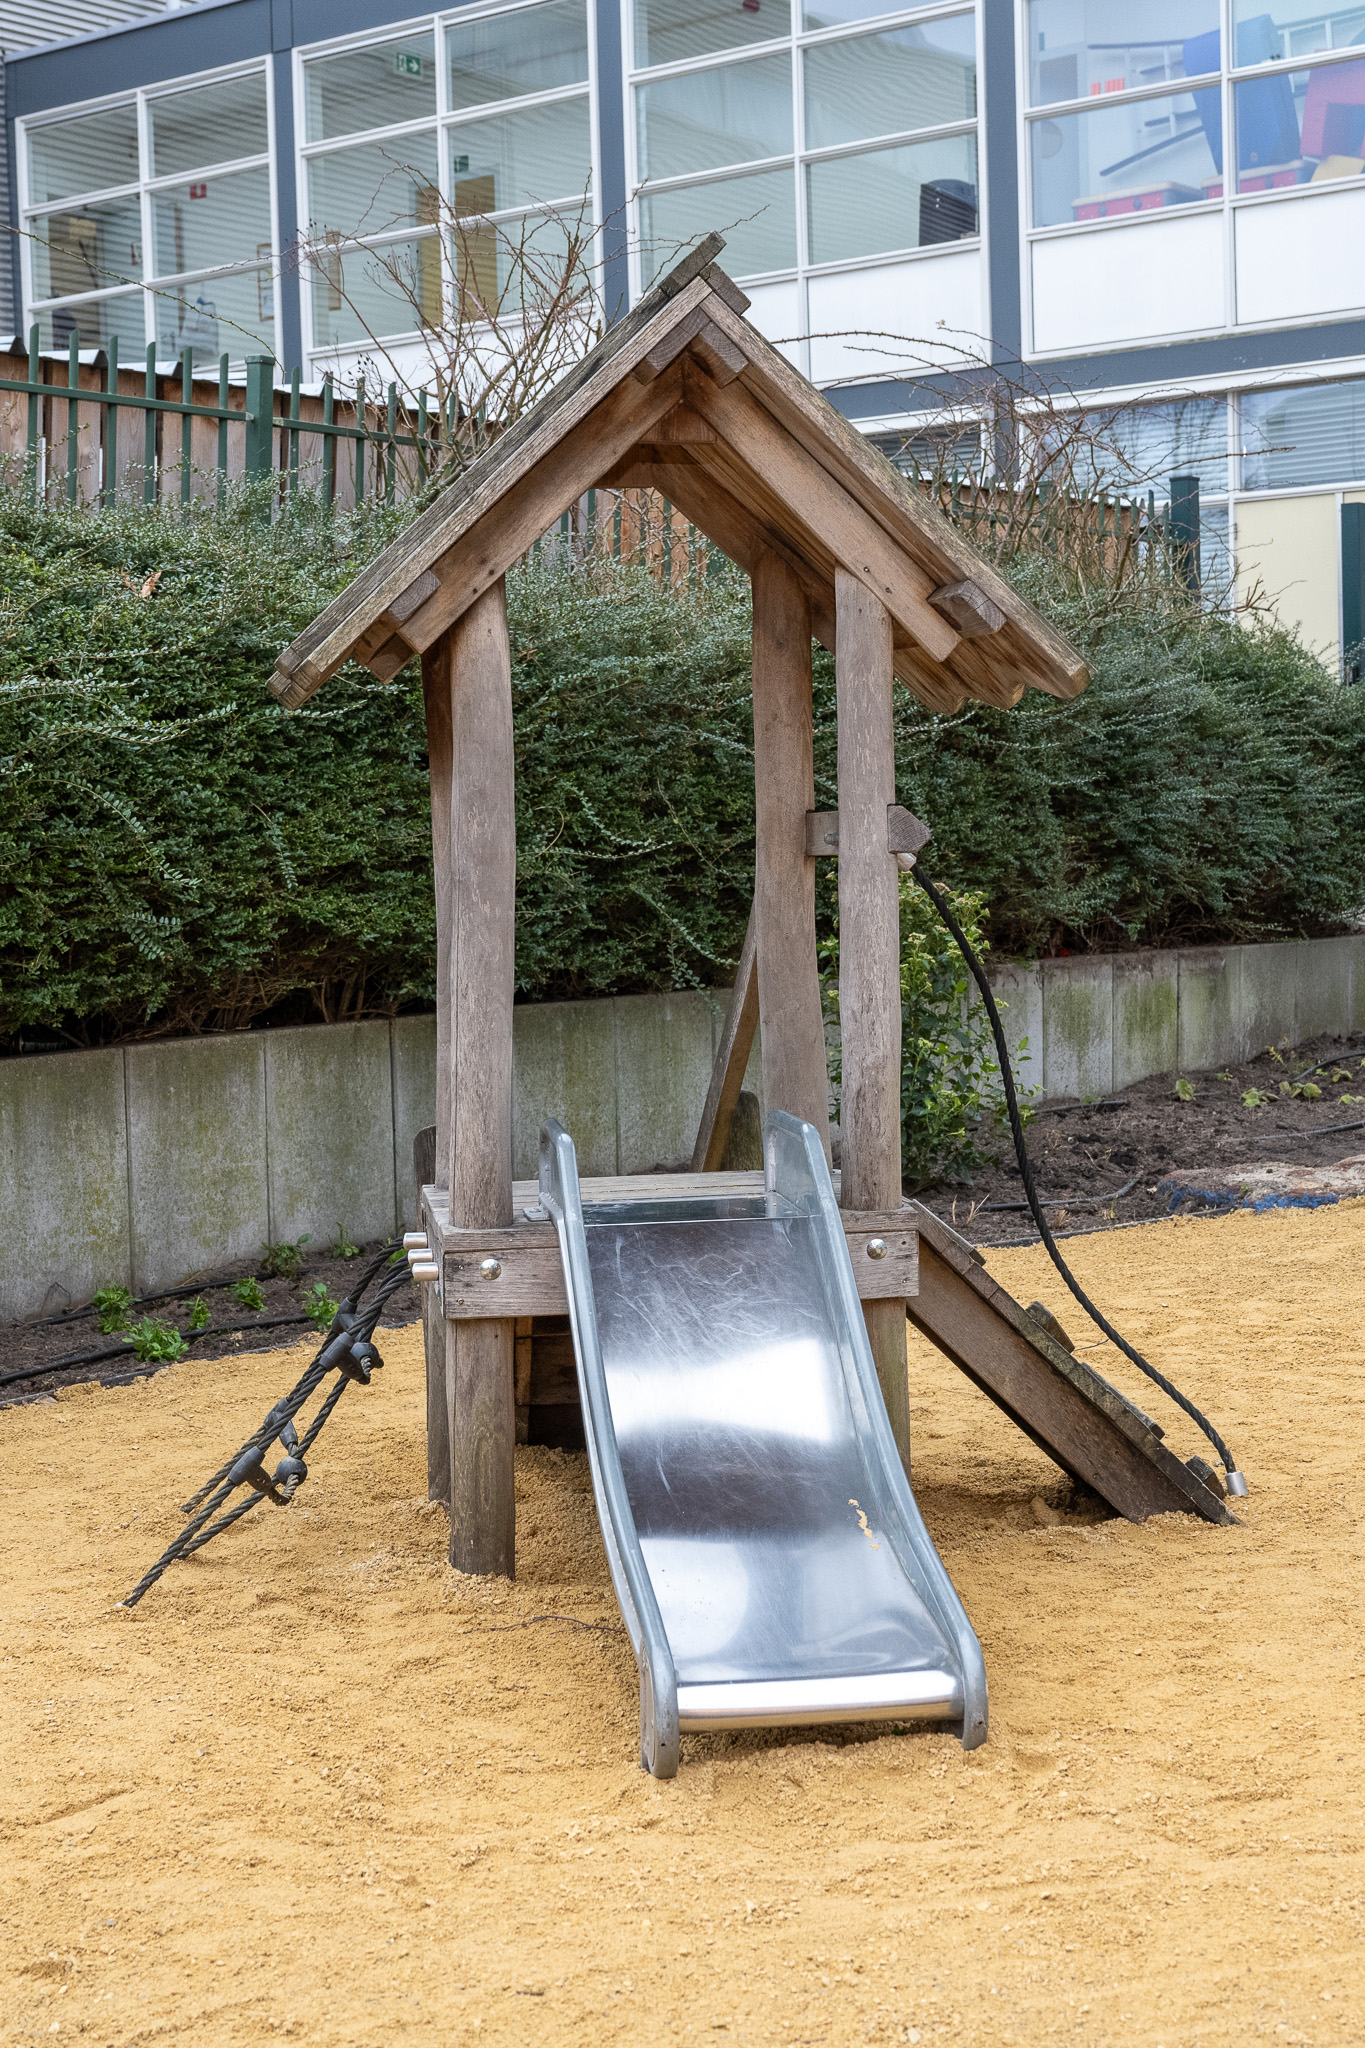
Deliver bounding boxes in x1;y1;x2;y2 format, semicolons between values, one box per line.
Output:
126;1033;267;1297
391;1014;438;1225
1350;937;1365;1034
1040;957;1113;1099
513;996;617;1180
1292;937;1355;1042
984;961;1043;1100
1176;948;1238;1070
1236;941;1302;1057
614;990;716;1172
1112;953;1178;1089
264;1021;396;1248
0;1047;130;1321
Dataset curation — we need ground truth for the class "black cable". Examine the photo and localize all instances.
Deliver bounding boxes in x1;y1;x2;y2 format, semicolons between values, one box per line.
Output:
0;1315;317;1394
910;864;1245;1489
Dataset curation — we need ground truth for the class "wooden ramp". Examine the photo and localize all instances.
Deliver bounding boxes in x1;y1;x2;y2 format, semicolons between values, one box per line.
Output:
907;1207;1233;1526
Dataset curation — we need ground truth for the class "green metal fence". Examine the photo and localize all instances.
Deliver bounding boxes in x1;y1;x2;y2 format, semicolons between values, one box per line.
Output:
0;329;438;510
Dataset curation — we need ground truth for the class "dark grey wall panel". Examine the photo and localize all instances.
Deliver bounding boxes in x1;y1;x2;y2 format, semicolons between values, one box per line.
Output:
8;0;272;113
981;0;1020;366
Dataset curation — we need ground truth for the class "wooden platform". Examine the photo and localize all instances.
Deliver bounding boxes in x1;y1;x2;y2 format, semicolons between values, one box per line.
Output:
417;1170;1233;1527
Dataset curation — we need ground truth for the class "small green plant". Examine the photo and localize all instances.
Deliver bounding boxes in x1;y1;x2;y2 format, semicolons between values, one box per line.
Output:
1242;1087;1268;1108
92;1285;133;1334
303;1281;340;1331
1281;1079;1322;1100
1339;1092;1365;1105
186;1296;211;1330
261;1236;310;1280
1216;1069;1233;1083
231;1276;266;1312
1174;1078;1195;1101
124;1317;187;1364
331;1224;360;1260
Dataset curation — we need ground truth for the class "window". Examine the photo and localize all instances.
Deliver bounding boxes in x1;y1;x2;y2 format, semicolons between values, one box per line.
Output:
1025;0;1365;230
1242;379;1365;488
20;67;275;366
298;1;594;356
630;0;979;289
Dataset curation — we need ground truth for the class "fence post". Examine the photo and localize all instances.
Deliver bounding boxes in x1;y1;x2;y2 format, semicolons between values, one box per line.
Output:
243;354;276;504
1169;473;1201;599
1343;503;1365;686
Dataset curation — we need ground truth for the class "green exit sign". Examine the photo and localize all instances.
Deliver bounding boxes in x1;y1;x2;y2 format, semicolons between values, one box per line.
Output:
393;50;424;77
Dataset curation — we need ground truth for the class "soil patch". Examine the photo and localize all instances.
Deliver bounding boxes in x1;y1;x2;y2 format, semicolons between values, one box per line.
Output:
0;1243;422;1403
917;1030;1365;1247
3;1202;1362;2044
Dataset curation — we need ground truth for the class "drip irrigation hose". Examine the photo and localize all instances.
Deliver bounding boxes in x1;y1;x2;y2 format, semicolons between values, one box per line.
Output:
910;863;1247;1497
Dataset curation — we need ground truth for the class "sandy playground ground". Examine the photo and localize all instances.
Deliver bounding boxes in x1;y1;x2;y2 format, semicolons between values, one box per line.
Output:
3;1202;1363;2047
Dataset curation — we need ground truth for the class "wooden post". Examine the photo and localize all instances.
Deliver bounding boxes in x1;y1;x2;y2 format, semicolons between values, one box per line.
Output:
444;578;517;1577
834;568;911;1468
420;646;453;1505
751;547;830;1155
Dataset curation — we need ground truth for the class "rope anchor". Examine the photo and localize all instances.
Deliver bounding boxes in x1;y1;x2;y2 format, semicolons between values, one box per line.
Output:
120;1239;408;1608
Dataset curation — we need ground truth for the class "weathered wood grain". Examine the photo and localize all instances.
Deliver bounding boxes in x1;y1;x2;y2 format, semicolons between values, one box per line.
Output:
907;1220;1233;1524
834;571;902;1213
445;577;517;1577
688;372;961;664
751;547;831;1157
834;569;909;1463
691;901;759;1172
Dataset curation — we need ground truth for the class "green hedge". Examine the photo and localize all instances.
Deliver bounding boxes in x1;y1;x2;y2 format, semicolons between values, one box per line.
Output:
2;493;1363;1047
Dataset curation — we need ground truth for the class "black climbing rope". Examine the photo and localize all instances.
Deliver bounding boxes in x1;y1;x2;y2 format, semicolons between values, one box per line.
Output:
911;863;1246;1495
120;1240;411;1607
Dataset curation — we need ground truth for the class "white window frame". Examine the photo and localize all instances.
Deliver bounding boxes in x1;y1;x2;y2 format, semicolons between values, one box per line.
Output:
625;0;983;373
293;0;600;373
1017;0;1365;359
16;58;280;368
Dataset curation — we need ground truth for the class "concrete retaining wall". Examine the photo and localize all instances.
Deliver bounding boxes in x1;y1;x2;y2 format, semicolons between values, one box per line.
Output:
1;992;762;1321
988;935;1365;1099
5;932;1363;1320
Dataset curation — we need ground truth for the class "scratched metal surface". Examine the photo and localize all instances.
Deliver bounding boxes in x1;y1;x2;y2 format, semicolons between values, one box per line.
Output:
583;1211;960;1695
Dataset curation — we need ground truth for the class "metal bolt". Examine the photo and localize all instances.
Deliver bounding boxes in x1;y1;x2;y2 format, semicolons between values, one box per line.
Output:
479;1257;502;1280
866;1237;888;1260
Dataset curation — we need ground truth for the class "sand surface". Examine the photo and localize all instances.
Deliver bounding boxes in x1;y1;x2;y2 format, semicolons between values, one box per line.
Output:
3;1204;1363;2046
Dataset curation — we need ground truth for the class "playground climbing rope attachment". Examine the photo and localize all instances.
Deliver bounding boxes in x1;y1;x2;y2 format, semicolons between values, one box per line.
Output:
120;1239;410;1607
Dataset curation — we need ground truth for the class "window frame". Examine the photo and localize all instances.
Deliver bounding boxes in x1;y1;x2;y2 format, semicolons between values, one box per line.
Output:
16;58;280;368
625;0;984;355
293;0;600;368
1017;0;1365;358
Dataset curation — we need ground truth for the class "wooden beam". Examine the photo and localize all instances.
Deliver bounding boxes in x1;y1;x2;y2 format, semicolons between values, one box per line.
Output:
692;288;1091;701
421;640;453;1507
929;577;1005;639
691;901;759;1171
907;1216;1233;1525
444;578;517;1579
751;547;830;1157
834;568;910;1468
393;363;686;657
687;371;961;665
269;269;720;702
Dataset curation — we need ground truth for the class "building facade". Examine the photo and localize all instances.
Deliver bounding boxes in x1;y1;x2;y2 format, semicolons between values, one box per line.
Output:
5;0;1365;669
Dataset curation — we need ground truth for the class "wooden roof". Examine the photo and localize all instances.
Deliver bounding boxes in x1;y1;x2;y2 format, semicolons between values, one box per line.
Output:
267;236;1088;716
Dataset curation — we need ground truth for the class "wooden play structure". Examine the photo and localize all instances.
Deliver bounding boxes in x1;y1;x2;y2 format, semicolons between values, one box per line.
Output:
269;236;1231;1589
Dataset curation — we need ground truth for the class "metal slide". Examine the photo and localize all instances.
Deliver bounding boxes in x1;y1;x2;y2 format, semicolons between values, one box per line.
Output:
537;1110;987;1778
